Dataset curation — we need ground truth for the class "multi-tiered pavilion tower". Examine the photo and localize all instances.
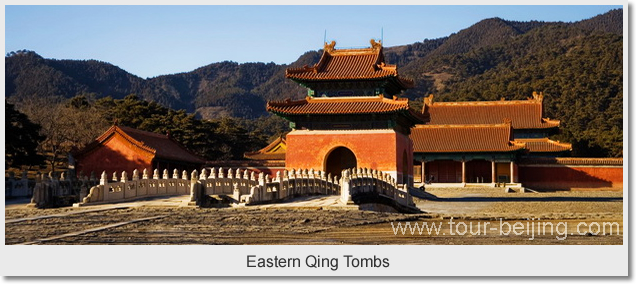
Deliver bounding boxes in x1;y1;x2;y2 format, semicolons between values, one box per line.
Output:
267;39;425;185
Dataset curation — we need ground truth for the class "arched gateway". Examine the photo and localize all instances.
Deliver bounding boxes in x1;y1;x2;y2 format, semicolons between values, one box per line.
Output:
325;147;357;177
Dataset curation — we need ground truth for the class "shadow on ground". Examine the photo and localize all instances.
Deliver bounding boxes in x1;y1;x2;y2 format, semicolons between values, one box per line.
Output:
433;196;622;202
410;188;622;203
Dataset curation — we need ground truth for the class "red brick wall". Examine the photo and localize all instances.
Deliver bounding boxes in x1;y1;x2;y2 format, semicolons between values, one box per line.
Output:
286;130;413;183
518;165;623;190
76;134;153;179
395;132;414;184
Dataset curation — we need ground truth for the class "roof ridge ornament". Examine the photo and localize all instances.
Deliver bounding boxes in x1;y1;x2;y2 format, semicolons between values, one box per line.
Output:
424;94;434;106
324;40;336;52
370;39;382;50
532;91;544;102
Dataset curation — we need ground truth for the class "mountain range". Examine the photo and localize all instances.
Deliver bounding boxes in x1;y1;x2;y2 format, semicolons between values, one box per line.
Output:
5;8;623;157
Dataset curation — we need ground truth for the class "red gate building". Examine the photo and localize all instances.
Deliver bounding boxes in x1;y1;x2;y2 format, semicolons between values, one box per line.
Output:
267;40;425;185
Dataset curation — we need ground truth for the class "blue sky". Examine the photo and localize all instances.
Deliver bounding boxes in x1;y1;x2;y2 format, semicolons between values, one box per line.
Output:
5;5;622;79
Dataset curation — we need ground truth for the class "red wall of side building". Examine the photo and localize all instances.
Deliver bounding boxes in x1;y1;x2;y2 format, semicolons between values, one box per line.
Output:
76;135;154;179
518;165;623;190
286;129;413;183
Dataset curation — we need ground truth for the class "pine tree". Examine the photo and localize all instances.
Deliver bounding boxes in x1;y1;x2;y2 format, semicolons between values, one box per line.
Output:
5;102;46;169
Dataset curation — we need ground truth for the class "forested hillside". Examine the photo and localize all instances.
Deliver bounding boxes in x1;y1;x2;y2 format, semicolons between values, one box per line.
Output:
5;9;622;157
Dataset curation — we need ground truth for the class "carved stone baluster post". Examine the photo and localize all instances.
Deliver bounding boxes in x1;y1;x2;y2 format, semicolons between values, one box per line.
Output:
121;171;129;199
276;171;283;199
181;170;188;195
257;172;266;203
189;170;198;203
199;168;208;195
288;169;295;196
340;169;352;205
227;168;234;194
100;171;109;202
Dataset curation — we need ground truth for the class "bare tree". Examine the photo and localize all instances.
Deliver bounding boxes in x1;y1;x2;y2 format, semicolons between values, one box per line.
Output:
9;95;110;173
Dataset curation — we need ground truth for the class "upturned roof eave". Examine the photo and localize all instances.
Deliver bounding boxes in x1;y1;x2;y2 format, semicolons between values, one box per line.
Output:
73;125;157;158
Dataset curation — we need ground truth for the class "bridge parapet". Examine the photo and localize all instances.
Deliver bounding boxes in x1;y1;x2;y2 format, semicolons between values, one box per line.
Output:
74;169;191;206
339;168;415;209
35;167;416;211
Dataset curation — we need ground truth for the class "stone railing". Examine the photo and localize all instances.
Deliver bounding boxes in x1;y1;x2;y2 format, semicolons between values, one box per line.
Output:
243;169;341;204
5;171;34;197
197;168;260;197
190;168;340;204
56;167;415;212
28;172;99;208
77;169;191;206
339;168;415;208
223;167;413;209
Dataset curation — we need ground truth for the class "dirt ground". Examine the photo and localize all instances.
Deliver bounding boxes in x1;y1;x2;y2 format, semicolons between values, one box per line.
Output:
5;188;623;245
416;188;623;219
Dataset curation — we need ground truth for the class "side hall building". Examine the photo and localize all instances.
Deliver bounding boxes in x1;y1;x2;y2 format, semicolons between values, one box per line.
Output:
73;125;205;178
412;92;573;186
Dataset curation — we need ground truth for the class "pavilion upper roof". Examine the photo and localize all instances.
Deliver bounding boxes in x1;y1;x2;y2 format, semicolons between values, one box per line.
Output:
285;39;414;88
267;95;426;123
410;123;526;153
423;92;560;130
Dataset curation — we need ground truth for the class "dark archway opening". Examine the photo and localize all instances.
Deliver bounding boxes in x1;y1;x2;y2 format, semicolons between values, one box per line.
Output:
325;147;357;178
